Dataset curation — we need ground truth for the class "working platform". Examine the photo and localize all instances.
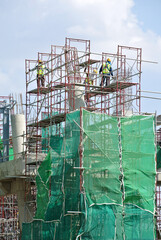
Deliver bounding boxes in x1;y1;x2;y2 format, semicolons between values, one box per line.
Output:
27;112;66;128
27;84;65;94
28;81;136;96
27;83;90;95
27;107;100;128
87;81;137;97
78;59;100;67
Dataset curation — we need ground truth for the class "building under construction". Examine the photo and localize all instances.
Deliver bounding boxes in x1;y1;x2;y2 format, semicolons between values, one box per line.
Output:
0;37;160;239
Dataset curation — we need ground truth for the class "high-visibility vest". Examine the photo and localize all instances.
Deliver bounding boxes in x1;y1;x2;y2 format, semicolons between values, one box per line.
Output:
85;77;92;85
37;64;45;75
102;63;111;74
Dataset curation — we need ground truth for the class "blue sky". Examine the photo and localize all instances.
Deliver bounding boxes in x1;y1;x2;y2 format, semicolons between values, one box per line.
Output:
133;0;161;35
0;0;161;114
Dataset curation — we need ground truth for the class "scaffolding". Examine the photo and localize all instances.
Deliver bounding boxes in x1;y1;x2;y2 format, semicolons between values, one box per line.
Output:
0;96;13;138
0;195;19;240
24;38;142;220
0;38;160;239
22;38;158;240
0;96;20;240
25;38;141;159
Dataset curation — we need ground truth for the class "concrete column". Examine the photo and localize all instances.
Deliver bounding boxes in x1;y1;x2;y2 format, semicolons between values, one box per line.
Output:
11;114;26;159
68;85;85;111
11;179;25;230
0;179;35;231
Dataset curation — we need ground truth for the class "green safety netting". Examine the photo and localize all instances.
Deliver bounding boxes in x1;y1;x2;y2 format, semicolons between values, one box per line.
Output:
0;136;14;161
121;115;156;212
82;111;122;206
22;110;156;240
79;205;116;239
35;151;51;219
41;112;64;153
21;220;56;239
124;205;155;240
157;145;161;169
9;147;14;160
79;204;155;240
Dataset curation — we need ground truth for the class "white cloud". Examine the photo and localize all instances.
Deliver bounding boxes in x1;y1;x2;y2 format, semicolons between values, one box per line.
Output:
64;0;161;113
65;0;160;65
67;0;101;7
67;25;100;36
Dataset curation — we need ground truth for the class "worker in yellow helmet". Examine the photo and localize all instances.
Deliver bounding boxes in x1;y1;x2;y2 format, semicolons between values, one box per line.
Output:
84;68;98;85
99;58;113;87
84;68;98;106
36;60;49;88
29;60;49;88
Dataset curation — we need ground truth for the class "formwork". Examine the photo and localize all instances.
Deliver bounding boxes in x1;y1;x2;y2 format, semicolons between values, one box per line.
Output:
22;38;157;239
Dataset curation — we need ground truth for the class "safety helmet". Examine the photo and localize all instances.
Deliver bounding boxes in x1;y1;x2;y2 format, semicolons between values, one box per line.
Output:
38;60;42;63
93;69;97;74
107;58;111;62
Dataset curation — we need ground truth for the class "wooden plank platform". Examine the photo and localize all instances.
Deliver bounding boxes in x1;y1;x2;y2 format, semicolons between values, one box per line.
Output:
78;59;100;67
85;107;98;112
27;84;65;94
87;81;137;97
27;107;101;128
28;81;137;96
27;112;66;128
27;83;97;94
107;81;136;90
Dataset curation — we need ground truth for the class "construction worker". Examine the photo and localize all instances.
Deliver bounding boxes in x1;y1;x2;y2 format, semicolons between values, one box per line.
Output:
30;60;49;88
84;68;97;85
84;68;98;106
99;58;113;87
36;60;49;88
90;69;98;85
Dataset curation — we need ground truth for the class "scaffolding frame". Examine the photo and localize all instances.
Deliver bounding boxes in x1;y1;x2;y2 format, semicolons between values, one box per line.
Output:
1;38;161;238
0;95;20;240
25;38;141;142
0;194;19;240
24;38;143;230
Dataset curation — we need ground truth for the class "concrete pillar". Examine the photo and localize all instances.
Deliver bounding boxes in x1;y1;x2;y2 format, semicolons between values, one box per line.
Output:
0;182;11;196
0;179;35;231
11;114;26;159
11;179;26;230
69;85;85;111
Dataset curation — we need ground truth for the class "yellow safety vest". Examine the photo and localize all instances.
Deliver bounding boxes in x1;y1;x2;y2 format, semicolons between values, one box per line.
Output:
37;64;45;75
102;63;111;74
85;77;92;85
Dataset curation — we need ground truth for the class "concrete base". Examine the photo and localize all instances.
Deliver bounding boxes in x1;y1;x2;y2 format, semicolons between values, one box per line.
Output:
0;152;46;182
0;152;46;230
